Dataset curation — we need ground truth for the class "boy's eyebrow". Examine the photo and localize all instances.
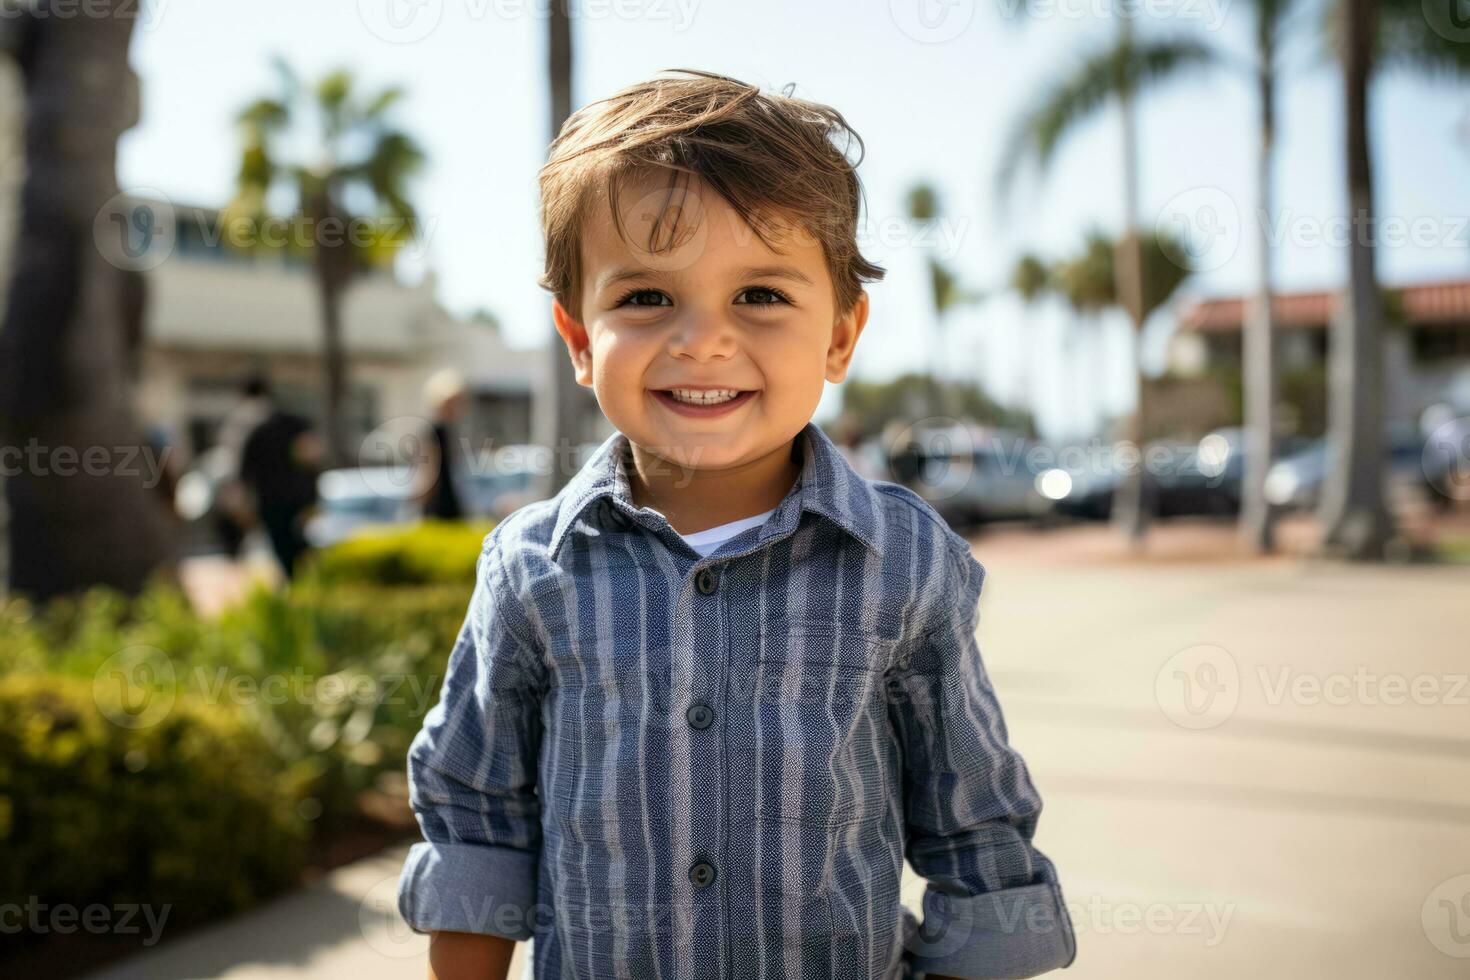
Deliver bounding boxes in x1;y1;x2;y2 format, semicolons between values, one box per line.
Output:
738;265;814;286
596;265;815;289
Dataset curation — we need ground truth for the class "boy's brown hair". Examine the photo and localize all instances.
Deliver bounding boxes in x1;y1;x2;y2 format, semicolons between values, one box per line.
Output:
538;68;885;318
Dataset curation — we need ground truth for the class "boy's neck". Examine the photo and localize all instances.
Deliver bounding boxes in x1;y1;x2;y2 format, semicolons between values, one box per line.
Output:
627;434;802;537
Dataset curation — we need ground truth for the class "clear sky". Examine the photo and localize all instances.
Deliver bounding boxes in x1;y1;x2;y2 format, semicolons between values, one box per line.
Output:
120;0;1470;438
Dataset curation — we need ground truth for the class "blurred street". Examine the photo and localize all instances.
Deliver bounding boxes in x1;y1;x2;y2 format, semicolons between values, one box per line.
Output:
83;520;1470;979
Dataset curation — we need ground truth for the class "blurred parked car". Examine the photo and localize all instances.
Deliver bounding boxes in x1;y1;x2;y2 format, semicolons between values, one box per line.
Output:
1045;429;1320;521
1264;425;1439;511
1149;432;1241;517
303;466;420;548
887;423;1052;527
464;460;538;519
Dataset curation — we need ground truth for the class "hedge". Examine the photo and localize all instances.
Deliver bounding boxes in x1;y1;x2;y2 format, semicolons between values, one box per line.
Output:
0;675;306;930
0;519;491;950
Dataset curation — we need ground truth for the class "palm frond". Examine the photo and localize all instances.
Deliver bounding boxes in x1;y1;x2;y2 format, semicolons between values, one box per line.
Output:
1011;253;1051;302
364;85;406;120
995;36;1220;202
237;97;289;133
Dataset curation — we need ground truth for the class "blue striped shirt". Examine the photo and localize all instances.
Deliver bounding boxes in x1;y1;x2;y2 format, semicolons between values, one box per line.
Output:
397;420;1076;979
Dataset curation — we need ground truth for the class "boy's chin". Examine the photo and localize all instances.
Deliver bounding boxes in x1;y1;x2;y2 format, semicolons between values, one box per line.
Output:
625;422;771;470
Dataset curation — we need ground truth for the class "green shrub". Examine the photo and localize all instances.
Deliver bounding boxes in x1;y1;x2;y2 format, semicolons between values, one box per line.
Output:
305;519;494;586
0;575;471;838
0;675;307;932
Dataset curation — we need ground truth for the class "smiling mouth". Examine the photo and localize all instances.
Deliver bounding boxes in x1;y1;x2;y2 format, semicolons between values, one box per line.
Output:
649;387;758;416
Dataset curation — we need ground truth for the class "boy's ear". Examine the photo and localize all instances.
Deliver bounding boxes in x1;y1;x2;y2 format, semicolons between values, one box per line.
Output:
825;290;869;384
551;298;595;387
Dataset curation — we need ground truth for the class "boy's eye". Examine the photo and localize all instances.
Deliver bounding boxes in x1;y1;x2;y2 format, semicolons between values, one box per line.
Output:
616;289;672;308
736;286;792;306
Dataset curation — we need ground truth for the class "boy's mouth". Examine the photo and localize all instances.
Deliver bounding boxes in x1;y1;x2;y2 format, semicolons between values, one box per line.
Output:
649;387;758;418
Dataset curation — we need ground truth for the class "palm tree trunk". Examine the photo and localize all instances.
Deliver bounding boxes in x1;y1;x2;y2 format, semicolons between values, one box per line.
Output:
542;0;582;494
1111;15;1150;546
0;4;177;600
317;271;350;469
1240;20;1279;553
310;189;353;469
1318;0;1394;560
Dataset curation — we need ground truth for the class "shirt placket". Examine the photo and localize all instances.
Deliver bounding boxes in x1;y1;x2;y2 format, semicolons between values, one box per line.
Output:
611;494;806;980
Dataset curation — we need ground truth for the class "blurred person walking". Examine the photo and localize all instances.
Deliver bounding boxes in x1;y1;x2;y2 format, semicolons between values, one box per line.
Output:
239;393;323;580
419;369;467;521
209;373;272;556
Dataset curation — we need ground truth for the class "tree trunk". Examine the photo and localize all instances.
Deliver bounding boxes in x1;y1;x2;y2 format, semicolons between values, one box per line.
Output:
541;0;585;494
1111;16;1150;547
1240;20;1279;553
1318;0;1394;560
309;189;354;469
0;4;177;601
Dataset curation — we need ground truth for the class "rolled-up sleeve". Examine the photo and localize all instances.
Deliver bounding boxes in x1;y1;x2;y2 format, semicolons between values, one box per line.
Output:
397;538;546;941
889;537;1076;979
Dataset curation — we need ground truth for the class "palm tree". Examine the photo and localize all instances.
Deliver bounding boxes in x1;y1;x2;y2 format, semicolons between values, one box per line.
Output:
1010;253;1054;430
229;61;424;468
1314;0;1469;559
997;25;1216;544
1052;235;1118;440
0;3;177;600
542;0;587;495
1015;231;1191;440
906;183;982;417
1234;0;1297;554
1317;0;1393;559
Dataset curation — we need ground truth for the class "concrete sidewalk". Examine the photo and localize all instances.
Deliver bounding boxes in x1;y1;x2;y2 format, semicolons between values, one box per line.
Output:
82;845;455;980
88;525;1470;978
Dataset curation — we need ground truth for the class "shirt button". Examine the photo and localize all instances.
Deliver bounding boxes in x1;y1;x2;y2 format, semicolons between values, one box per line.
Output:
689;861;717;888
695;568;718;595
686;702;714;729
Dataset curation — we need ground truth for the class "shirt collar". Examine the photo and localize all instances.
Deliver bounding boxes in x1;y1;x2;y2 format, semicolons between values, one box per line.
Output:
548;420;886;560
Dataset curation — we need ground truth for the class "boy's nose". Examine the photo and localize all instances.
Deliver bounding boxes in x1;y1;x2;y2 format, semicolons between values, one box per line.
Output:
667;312;737;361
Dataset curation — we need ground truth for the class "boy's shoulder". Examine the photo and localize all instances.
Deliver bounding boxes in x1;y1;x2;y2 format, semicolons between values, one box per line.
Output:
866;476;982;572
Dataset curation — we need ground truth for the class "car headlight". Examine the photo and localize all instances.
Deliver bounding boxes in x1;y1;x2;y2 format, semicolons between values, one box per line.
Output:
1035;468;1073;501
1264;466;1299;505
1197;434;1231;479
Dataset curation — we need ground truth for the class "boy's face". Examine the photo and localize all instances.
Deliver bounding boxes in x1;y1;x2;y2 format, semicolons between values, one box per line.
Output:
551;170;868;473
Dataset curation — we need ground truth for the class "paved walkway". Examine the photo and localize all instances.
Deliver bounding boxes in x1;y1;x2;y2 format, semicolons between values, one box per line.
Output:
87;522;1470;978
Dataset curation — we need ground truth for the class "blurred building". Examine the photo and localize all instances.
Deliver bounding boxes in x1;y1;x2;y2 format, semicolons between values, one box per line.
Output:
128;198;547;466
1168;278;1470;429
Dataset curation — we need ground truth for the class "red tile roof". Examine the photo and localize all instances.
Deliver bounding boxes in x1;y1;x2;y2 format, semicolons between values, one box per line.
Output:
1177;278;1470;333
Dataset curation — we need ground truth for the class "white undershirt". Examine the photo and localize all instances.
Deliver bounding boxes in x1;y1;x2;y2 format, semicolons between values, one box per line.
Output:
674;506;778;557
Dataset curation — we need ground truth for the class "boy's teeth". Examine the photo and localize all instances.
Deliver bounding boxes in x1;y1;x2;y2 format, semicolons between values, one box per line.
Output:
668;388;742;405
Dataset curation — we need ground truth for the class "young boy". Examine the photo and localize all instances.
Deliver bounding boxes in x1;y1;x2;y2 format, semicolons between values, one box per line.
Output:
397;69;1076;980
